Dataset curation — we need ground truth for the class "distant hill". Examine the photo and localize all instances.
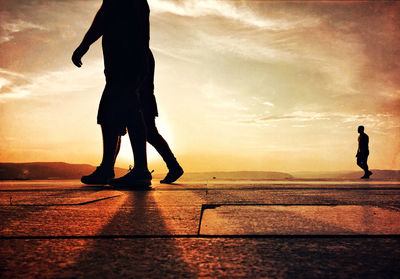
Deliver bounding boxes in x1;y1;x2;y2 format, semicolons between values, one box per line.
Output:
292;170;400;180
0;162;128;180
180;171;293;181
0;162;398;181
0;163;293;181
336;170;400;180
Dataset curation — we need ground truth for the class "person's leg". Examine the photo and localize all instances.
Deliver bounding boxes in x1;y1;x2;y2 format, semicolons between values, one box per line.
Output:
100;125;121;170
113;136;121;165
363;161;369;174
109;109;152;187
146;117;179;169
361;160;368;175
127;110;148;171
357;155;365;169
145;115;183;183
81;124;120;185
363;155;372;178
358;153;372;178
360;161;369;178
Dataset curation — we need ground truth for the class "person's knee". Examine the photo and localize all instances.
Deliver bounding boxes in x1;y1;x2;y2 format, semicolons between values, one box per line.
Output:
127;116;146;133
146;129;160;144
101;124;125;137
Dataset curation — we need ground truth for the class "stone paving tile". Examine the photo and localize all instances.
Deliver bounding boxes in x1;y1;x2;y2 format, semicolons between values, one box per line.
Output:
1;238;400;278
1;180;400;278
200;205;400;235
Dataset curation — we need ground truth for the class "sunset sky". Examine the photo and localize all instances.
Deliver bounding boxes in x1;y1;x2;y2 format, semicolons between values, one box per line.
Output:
0;0;399;172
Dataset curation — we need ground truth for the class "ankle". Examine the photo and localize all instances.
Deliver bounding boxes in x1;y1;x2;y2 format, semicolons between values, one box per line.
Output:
131;166;149;173
168;164;182;171
167;160;181;169
99;164;114;172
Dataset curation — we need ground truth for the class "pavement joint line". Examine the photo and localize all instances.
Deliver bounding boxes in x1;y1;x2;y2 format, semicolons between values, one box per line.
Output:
1;234;400;240
158;188;400;191
0;194;121;207
384;206;400;212
199;203;400;209
1;187;400;192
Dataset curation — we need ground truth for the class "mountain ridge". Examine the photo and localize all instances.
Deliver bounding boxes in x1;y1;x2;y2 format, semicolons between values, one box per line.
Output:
0;162;399;181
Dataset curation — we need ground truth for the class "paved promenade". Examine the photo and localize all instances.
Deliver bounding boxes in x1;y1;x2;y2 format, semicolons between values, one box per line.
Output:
1;180;400;278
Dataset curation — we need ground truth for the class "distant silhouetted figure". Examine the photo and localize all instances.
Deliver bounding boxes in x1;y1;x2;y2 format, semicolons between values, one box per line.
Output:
72;0;152;187
356;126;372;179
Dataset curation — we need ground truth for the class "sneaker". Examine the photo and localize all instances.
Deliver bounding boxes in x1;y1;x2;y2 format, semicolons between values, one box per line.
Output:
81;166;115;185
160;165;184;184
109;168;152;188
361;170;372;179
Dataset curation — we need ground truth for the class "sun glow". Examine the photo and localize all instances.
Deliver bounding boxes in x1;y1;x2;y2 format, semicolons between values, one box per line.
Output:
0;1;399;172
117;117;174;165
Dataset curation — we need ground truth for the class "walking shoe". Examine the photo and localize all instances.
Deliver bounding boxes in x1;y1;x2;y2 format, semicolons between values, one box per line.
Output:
361;170;372;179
81;166;115;185
109;168;152;188
160;165;184;184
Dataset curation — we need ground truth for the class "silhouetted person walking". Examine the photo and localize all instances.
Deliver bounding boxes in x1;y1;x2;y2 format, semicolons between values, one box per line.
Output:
108;50;184;186
139;50;183;183
72;0;152;187
356;125;372;179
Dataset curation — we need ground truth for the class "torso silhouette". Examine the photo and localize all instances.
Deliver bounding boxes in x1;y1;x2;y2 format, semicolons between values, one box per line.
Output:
101;0;150;82
358;133;369;154
95;0;151;134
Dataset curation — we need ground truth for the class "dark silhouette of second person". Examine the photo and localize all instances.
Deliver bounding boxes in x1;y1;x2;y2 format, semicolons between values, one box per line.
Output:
110;50;184;186
138;50;183;184
356;125;372;179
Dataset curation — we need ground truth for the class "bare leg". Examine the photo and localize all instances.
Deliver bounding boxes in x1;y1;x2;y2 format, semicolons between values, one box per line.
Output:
81;125;119;184
100;125;121;170
127;110;148;171
146;119;179;169
113;136;121;165
108;110;151;187
144;117;183;183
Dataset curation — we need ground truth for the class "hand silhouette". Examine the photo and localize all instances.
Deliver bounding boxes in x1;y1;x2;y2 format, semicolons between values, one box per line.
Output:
72;44;89;67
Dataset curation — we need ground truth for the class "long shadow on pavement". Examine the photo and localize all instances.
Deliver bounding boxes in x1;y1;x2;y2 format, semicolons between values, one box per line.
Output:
61;190;199;278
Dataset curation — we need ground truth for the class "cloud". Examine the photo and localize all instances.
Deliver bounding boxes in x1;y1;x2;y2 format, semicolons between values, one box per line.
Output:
263;101;274;107
152;46;199;64
251;110;398;131
201;81;248;111
260;111;330;122
0;68;32;99
0;11;47;43
149;0;319;30
0;1;100;72
0;61;104;102
195;30;295;62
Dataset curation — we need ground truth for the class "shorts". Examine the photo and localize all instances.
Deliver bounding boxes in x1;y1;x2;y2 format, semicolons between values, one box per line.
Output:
356;151;369;164
97;80;141;136
140;92;158;118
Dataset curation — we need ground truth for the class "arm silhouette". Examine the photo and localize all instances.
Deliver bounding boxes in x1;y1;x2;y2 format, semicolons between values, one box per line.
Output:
72;4;105;67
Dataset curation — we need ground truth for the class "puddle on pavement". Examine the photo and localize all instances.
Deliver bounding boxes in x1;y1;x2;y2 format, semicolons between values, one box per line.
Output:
200;205;400;235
